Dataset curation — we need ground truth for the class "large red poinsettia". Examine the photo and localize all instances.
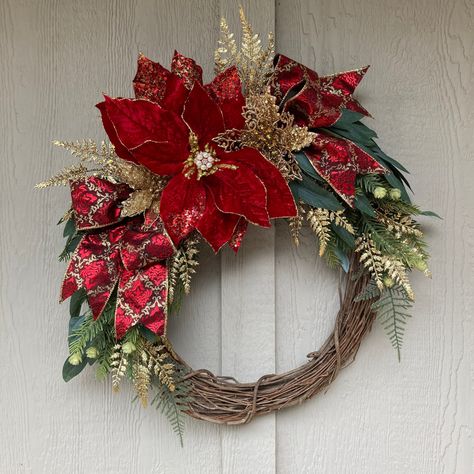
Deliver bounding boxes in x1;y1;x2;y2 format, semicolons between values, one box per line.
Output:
98;52;297;251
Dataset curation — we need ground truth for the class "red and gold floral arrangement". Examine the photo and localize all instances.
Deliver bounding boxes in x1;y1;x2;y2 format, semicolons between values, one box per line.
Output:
39;9;433;441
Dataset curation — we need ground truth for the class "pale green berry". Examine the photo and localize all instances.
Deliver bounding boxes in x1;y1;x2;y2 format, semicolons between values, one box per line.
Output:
68;352;82;366
389;188;402;200
373;187;387;199
414;259;428;272
86;347;99;359
122;342;136;354
383;276;395;288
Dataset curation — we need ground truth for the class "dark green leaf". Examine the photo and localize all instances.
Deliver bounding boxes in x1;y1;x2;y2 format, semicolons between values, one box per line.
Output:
62;358;87;382
333;246;350;272
69;289;87;318
421;210;442;219
290;176;343;211
354;194;376;217
331;223;356;249
68;314;86;336
63;218;76;238
294;152;323;181
138;326;159;343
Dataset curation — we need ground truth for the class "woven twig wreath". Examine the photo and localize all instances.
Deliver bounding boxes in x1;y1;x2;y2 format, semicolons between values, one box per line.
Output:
40;9;432;441
173;258;375;425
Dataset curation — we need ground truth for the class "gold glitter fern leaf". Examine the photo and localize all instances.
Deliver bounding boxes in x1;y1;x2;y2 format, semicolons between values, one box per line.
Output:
215;7;274;95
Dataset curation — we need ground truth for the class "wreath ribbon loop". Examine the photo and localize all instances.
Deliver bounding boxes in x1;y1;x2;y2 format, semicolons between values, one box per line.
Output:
61;176;174;338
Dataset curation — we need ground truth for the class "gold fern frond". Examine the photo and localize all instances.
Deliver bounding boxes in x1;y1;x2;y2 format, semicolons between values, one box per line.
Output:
355;234;385;291
35;163;87;188
215;7;275;95
381;256;415;300
142;340;176;392
377;211;423;238
307;208;331;256
288;205;304;246
110;344;128;392
331;210;355;234
53;139;116;165
132;351;151;407
168;237;200;301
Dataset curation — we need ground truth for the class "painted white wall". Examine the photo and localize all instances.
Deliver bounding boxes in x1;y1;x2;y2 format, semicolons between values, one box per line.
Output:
1;0;472;473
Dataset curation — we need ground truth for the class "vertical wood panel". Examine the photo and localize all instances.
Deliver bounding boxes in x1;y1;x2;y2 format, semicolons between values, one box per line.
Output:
275;1;474;473
0;1;222;473
218;3;277;473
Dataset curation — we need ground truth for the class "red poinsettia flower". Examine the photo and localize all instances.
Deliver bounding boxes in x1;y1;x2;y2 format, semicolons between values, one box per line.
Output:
97;52;297;251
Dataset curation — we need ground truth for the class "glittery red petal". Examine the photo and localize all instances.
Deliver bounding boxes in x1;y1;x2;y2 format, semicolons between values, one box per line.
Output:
171;51;203;89
160;173;207;246
133;54;171;103
206;166;270;228
228;217;248;253
206;66;245;130
273;55;370;128
182;82;225;147
224;148;297;219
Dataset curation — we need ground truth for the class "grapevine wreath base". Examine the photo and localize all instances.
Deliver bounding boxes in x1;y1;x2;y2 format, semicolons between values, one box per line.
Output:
38;9;434;441
174;259;374;425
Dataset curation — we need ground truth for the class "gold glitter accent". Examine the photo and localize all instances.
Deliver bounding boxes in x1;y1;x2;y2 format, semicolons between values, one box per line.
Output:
307;208;355;256
36;163;88;188
215;92;315;180
110;159;166;218
38;139;168;218
215;7;274;96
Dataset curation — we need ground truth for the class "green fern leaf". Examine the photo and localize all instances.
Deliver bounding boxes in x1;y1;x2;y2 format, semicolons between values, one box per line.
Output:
151;383;189;447
372;286;412;361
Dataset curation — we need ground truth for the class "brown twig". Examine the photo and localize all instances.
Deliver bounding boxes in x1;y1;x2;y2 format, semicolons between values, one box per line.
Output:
171;257;376;425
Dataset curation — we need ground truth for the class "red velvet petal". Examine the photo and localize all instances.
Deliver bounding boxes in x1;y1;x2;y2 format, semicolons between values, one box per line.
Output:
101;96;189;175
171;51;203;89
161;74;189;115
182;82;225;147
206;66;245;130
133;54;171;103
206;166;270;227
160;173;207;246
196;187;240;252
97;101;134;162
128;141;188;176
115;263;168;339
224;148;297;219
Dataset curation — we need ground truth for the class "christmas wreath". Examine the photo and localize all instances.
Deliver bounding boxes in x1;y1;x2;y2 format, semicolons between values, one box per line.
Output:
39;9;434;442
